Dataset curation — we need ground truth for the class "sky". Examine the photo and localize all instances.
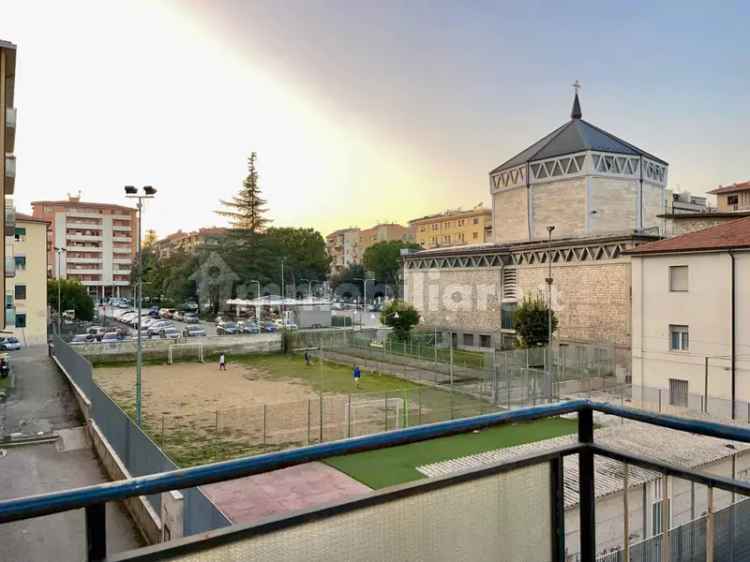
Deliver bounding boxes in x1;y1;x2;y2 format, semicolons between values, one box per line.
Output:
2;0;749;238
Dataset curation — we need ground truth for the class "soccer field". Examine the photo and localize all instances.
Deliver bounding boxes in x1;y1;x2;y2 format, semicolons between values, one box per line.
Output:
93;353;497;467
324;417;578;489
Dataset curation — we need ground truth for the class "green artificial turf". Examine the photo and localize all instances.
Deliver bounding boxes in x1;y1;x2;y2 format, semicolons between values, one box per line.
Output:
325;417;577;489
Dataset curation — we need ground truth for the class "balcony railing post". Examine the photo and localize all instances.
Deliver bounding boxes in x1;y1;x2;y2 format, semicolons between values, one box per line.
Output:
550;455;565;562
706;486;714;562
578;406;596;562
85;503;107;562
623;462;630;562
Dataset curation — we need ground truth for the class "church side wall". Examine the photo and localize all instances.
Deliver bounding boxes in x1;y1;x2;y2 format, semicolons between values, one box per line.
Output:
403;268;502;335
492;187;529;243
530;177;586;240
588;177;638;234
643;183;668;233
516;259;632;349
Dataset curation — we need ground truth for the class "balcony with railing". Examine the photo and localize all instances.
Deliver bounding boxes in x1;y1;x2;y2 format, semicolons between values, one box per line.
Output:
4;107;16;153
4;155;15;195
5;200;15;237
7;336;750;562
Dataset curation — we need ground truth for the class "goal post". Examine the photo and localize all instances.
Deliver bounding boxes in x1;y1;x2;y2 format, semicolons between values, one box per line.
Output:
345;396;406;436
167;342;205;365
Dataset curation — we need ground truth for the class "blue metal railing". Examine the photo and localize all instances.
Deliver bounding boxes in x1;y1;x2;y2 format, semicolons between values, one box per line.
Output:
4;400;750;561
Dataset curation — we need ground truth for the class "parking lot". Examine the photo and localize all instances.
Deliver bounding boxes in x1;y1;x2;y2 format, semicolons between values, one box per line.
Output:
98;305;219;338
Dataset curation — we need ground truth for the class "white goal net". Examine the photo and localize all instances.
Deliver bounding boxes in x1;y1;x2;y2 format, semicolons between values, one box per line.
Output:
345;396;406;435
167;342;205;364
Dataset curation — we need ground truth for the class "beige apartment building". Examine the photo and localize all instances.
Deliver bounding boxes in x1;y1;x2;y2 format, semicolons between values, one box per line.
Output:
152;227;229;259
708;180;750;212
409;204;491;249
1;40;17;331
326;223;412;274
12;214;48;345
628;217;750;411
31;195;137;300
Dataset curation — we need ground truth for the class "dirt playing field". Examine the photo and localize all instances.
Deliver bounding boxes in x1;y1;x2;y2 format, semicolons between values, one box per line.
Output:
95;362;320;419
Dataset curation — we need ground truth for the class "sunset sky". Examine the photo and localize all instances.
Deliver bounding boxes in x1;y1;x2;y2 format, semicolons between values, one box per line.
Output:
2;1;749;237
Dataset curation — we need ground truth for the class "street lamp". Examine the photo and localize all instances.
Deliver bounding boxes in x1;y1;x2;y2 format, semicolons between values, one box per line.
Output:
353;277;371;329
300;278;315;299
125;185;157;427
54;246;67;334
546;225;555;395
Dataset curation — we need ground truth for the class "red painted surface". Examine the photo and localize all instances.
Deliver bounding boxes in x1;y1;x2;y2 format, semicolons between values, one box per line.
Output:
202;462;371;525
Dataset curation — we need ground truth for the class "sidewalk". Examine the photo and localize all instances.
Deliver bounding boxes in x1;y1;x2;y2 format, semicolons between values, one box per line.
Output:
0;346;143;561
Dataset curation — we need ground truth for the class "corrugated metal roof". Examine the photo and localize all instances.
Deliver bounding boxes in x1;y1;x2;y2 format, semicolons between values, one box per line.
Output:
418;420;748;509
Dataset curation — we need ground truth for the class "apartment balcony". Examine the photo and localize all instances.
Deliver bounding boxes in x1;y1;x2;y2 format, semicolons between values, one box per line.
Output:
66;256;102;265
67;266;103;275
111;214;131;221
4;251;14;277
4;107;16;154
112;224;132;232
66;233;103;242
66;218;102;228
113;279;131;286
113;236;132;243
113;246;132;254
4;304;14;327
66;209;103;220
4;155;15;195
4;201;14;237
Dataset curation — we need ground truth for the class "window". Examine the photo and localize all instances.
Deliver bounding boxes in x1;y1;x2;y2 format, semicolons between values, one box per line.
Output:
14;285;26;300
14;227;26;242
462;333;474;346
473;218;479;224
501;303;517;330
458;219;465;227
502;268;519;300
473;232;478;239
15;313;26;328
14;256;26;270
728;195;739;206
479;334;492;348
669;325;689;351
669;266;688;292
669;378;689;407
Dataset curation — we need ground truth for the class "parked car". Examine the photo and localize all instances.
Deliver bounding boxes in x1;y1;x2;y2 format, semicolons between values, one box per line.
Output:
183;301;199;312
0;337;22;351
273;319;298;331
183;313;200;324
148;309;160;318
87;326;107;338
161;308;177;319
182;326;207;337
216;321;240;335
160;326;181;339
101;333;122;343
148;321;173;336
70;334;96;345
173;310;184;321
262;321;277;333
237;321;260;334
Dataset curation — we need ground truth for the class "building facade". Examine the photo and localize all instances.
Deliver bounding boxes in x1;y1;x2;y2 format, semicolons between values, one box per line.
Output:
628;217;750;408
326;223;412;275
1;40;17;331
708;181;750;212
403;92;667;371
31;195;137;300
152;227;228;260
11;214;48;345
409;204;491;249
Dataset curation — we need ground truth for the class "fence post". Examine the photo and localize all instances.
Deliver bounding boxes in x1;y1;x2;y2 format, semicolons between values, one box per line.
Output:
319;395;324;443
160;415;165;447
706;486;715;562
384;392;388;431
262;404;267;446
658;389;662;413
450;387;454;420
418;388;422;425
306;399;311;445
623;462;630;562
347;394;352;438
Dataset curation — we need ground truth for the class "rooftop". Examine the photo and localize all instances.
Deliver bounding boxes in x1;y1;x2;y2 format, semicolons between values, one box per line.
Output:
31;199;135;213
625;215;750;255
708;180;750;195
409;204;490;224
15;212;50;225
491;93;667;175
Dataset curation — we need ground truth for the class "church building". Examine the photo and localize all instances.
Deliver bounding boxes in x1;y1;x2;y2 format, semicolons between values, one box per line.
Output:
403;91;670;372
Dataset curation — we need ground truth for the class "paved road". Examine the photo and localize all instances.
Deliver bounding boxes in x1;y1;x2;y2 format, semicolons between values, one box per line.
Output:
0;346;143;561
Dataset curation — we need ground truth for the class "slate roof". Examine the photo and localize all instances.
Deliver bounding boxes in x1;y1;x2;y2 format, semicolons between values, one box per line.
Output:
624;216;750;255
491;95;667;174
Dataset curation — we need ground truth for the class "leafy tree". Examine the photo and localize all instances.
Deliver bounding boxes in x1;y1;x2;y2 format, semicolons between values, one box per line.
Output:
380;300;420;340
362;240;421;287
143;229;158;248
47;279;95;321
512;294;558;348
216;152;270;234
264;227;330;290
137;247;198;305
329;264;366;300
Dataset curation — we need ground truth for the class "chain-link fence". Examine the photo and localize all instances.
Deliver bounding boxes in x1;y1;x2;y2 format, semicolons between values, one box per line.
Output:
157;385;502;467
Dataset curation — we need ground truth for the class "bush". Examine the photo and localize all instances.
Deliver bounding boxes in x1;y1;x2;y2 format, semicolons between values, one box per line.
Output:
513;294;558;348
380;300;420;341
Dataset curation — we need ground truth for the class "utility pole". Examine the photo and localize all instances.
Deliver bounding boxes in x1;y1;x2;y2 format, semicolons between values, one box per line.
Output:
546;225;555;399
54;246;67;334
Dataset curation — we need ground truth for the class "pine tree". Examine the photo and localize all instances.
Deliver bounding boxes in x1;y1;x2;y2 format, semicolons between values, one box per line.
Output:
216;153;271;234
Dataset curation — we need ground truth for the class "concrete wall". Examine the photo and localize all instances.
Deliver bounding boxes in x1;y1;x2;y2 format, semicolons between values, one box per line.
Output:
530;177;586;239
668;216;742;237
14;219;48;345
493;186;529;243
588;177;638;234
632;251;750;401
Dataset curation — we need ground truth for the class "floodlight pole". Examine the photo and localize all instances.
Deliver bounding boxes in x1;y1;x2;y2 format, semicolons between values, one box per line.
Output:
126;186;156;427
546;225;555;398
54;246;67;334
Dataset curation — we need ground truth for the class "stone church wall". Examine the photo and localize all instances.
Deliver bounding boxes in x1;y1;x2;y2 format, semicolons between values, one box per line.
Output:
642;183;668;233
516;260;632;348
589;177;638;234
530;177;586;239
492;186;529;243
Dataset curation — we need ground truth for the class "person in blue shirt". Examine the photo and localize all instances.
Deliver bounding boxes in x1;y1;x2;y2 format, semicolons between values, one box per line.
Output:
353;365;361;387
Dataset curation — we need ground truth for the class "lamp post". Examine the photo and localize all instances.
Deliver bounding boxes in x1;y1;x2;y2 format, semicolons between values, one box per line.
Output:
300;278;314;299
546;225;555;399
353;278;371;329
54;246;67;334
125;185;157;427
